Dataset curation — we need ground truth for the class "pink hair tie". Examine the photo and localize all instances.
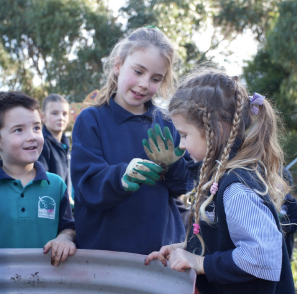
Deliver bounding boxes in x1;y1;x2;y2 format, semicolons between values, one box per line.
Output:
193;223;200;235
210;182;218;195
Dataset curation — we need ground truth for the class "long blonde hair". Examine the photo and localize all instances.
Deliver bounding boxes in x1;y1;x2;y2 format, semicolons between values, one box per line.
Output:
91;27;176;106
168;68;289;254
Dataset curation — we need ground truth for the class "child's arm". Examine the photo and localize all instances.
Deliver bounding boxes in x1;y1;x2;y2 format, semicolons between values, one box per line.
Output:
71;109;164;210
43;229;76;267
145;243;205;275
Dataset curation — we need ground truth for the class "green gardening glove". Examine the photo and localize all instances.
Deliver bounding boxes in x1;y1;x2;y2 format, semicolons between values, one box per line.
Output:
121;158;164;192
142;124;185;167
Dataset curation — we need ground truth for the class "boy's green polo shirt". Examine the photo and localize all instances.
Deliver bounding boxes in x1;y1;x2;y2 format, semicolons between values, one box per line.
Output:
0;161;75;248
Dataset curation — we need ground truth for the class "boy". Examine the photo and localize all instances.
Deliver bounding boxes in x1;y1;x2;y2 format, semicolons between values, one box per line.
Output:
0;91;76;267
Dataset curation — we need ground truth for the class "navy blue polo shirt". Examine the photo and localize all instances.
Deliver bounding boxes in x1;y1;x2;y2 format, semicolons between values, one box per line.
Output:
0;161;74;248
38;125;70;187
71;97;190;254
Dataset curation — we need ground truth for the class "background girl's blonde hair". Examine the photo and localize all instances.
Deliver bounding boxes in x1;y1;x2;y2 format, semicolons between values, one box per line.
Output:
90;27;176;106
168;67;289;255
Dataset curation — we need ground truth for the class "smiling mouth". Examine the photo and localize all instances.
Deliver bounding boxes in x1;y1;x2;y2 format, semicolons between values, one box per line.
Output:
131;90;146;97
24;146;37;150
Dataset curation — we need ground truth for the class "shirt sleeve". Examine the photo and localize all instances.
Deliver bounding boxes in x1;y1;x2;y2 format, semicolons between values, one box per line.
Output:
70;110;133;211
224;182;282;281
58;187;75;232
162;127;190;197
163;158;190;197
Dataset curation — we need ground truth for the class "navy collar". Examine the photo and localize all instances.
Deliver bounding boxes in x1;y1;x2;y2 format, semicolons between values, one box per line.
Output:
0;160;49;183
109;95;155;124
42;125;69;148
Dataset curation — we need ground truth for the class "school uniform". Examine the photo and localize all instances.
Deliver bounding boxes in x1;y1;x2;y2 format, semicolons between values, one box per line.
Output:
71;97;189;254
0;161;75;248
187;167;295;294
38;125;70;187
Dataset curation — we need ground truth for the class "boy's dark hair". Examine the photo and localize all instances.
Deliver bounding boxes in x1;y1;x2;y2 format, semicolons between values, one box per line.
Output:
42;94;69;112
0;91;40;129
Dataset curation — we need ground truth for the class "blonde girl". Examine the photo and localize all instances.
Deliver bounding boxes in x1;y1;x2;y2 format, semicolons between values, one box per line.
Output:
71;27;190;254
145;68;294;294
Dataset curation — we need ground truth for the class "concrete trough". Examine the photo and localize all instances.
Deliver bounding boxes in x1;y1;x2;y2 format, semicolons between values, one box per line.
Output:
0;249;196;293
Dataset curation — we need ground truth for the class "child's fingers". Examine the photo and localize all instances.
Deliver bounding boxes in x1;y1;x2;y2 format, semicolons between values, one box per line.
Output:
43;241;52;254
60;246;70;263
169;258;187;272
68;243;76;256
51;243;63;267
144;251;159;265
142;139;153;154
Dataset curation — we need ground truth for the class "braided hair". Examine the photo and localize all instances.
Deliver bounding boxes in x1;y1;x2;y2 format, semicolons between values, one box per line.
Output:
168;68;288;255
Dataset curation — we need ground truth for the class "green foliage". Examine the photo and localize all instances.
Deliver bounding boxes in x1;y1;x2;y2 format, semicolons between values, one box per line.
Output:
120;0;208;72
0;0;123;101
211;0;280;41
243;0;297;130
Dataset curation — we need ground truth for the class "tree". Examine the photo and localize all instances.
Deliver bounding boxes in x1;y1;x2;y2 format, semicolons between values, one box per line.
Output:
119;0;283;73
243;0;297;129
0;0;123;101
242;0;297;173
120;0;209;72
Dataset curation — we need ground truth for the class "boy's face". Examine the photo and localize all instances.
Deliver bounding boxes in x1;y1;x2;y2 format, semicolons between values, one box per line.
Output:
0;107;44;166
42;101;69;134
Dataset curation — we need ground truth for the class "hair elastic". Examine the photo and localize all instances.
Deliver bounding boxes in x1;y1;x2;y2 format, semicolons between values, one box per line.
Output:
145;25;160;30
249;92;265;115
210;182;218;195
193;223;200;235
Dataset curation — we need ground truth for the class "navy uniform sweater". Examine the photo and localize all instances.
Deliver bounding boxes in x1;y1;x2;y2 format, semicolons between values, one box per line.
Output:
187;168;295;294
38;125;70;187
71;98;189;254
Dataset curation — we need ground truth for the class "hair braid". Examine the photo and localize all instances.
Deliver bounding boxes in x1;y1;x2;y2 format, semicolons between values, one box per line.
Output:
200;88;244;222
185;109;215;254
169;67;289;257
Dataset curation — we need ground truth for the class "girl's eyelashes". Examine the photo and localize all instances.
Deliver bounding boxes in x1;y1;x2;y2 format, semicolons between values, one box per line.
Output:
152;77;161;83
134;69;142;75
133;68;162;83
14;128;22;133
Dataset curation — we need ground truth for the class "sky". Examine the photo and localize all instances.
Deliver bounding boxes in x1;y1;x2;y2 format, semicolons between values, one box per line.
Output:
107;0;259;76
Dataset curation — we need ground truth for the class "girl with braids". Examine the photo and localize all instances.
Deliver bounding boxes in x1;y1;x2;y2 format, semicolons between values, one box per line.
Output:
71;27;190;254
145;68;295;294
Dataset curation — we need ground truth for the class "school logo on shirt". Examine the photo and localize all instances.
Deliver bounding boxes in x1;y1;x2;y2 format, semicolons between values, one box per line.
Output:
38;196;56;219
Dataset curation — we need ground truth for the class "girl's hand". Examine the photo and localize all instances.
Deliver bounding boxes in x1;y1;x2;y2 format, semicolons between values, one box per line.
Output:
142;124;185;167
145;243;184;267
145;243;205;275
168;248;205;275
121;158;164;191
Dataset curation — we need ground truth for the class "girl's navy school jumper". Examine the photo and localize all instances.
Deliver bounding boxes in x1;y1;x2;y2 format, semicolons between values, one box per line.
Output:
38;125;70;187
71;97;190;254
187;168;295;294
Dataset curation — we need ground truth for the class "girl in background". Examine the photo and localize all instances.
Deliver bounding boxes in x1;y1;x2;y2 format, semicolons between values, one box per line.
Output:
145;68;294;294
71;27;189;254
